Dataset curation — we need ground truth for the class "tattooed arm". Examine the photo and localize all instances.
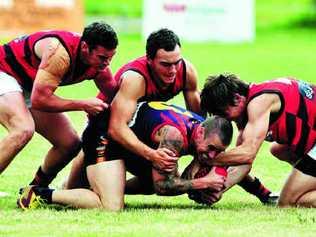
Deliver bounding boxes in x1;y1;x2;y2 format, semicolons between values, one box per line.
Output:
152;125;225;196
31;37;107;115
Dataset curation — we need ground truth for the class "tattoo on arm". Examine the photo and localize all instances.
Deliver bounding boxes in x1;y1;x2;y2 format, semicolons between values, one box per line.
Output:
158;126;184;156
155;173;194;196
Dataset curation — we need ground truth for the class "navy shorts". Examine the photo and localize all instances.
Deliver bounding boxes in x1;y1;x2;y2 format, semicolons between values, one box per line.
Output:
82;110;153;183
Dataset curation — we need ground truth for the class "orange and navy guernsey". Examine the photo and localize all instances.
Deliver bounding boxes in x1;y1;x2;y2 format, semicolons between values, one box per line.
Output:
247;78;316;156
97;55;187;102
129;102;203;155
0;31;99;92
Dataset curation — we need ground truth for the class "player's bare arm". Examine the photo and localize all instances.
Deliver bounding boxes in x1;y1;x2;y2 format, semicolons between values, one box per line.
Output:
108;72;178;171
211;94;281;166
156;125;184;156
182;60;202;114
153;126;224;195
31;37;107;114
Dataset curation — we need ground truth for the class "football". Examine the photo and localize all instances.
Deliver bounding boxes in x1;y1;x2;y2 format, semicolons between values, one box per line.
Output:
194;165;212;178
183;159;227;205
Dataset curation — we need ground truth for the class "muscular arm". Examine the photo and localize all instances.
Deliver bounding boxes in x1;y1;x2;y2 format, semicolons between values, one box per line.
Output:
182;60;204;116
31;38;107;114
108;72;177;171
210;94;280;166
153;126;224;195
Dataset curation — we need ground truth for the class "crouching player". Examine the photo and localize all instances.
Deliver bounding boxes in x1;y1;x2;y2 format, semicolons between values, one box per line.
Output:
17;102;235;210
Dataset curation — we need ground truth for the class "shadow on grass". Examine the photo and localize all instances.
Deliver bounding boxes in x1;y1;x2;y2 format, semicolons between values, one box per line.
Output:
124;201;265;211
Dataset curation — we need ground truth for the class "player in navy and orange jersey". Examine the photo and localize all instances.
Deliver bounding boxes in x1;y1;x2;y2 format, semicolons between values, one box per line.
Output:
0;22;119;192
64;28;275;205
63;28;201;189
18;102;232;210
201;73;316;207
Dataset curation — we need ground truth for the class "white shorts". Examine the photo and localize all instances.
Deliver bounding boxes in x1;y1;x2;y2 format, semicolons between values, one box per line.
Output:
0;72;31;107
307;144;316;160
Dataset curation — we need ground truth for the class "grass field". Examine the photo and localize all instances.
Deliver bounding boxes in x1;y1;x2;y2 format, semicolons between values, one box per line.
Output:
1;1;316;237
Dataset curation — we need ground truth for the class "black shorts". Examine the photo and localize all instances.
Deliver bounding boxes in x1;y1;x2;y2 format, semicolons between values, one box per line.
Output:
294;154;316;177
82;110;153;182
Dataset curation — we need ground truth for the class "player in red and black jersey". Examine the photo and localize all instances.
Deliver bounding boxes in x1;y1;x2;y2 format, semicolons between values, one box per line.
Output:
201;73;316;207
0;22;119;191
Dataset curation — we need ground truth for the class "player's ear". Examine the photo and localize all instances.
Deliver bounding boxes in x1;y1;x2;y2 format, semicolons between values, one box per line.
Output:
196;125;205;140
147;56;153;66
234;93;242;104
80;41;89;53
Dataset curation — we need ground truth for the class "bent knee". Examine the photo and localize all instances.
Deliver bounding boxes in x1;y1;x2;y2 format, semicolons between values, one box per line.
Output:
55;136;82;157
101;200;124;212
277;196;297;207
11;127;34;146
270;144;284;158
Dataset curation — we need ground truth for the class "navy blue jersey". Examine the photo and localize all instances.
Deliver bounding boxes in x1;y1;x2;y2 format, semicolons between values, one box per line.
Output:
82;101;204;180
129;101;204;155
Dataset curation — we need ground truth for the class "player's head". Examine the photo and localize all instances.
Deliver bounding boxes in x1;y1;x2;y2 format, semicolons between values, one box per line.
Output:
194;115;233;164
201;73;249;119
82;21;118;50
80;21;118;70
146;28;182;85
146;28;181;59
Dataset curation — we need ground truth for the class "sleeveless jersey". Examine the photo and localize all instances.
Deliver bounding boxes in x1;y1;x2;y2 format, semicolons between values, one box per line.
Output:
0;31;98;92
129;101;204;155
97;56;187;102
247;78;316;156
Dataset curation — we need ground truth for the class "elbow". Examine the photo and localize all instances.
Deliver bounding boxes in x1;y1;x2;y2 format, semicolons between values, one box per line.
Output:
107;124;118;141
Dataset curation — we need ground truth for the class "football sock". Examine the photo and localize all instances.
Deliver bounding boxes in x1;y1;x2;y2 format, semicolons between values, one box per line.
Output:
33;186;54;204
30;166;57;187
238;177;271;203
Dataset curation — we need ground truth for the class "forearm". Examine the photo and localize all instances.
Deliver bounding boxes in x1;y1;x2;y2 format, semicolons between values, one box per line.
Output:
32;94;87;112
108;123;154;161
155;177;208;196
211;146;256;166
223;165;251;192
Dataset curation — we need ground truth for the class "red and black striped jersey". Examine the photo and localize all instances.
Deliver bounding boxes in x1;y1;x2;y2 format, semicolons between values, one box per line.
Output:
247;78;316;156
0;31;99;91
97;56;186;102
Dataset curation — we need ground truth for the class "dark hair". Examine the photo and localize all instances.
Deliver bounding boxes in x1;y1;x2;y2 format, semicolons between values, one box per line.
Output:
200;73;249;116
201;115;233;146
81;21;118;50
146;28;181;59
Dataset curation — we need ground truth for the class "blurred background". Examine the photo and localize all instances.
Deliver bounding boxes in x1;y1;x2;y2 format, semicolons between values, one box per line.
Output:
0;0;316;209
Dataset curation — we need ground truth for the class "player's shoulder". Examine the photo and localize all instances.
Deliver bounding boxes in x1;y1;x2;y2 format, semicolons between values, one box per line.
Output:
121;70;145;84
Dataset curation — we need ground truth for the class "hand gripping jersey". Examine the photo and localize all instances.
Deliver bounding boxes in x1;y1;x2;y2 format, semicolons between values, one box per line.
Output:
0;31;99;92
247;78;316;156
97;56;187;102
129;101;204;155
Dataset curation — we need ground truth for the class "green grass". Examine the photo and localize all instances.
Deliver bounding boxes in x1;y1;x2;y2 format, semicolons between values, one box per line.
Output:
84;0;142;17
1;2;316;236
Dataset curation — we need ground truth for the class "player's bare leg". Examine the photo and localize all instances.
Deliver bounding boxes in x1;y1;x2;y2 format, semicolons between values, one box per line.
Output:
30;110;81;186
125;176;155;195
62;150;88;189
278;168;316;207
270;143;299;165
87;160;125;211
0;92;34;173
